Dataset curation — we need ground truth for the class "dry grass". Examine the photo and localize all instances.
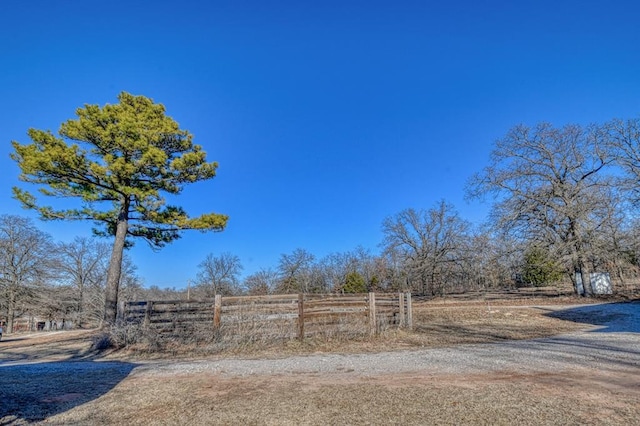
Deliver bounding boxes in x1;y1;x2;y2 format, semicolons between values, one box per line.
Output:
0;361;135;425
105;298;591;360
2;297;638;425
409;304;588;346
39;369;640;425
0;329;100;363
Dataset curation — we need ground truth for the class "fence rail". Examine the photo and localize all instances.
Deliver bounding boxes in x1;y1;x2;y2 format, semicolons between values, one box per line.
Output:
122;292;412;339
421;286;575;301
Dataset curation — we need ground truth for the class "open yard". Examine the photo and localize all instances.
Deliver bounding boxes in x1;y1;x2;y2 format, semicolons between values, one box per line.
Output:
1;297;639;425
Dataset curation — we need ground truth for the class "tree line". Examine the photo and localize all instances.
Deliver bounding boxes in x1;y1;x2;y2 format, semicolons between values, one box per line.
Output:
177;118;640;299
0;215;142;333
6;92;640;330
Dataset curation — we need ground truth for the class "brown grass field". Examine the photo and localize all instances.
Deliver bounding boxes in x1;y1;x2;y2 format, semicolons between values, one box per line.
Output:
1;296;639;425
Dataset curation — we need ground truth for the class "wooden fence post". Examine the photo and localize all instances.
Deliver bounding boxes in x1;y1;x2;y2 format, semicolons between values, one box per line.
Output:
213;294;222;330
368;292;377;335
298;293;305;340
144;301;153;328
398;292;406;327
405;292;413;330
117;301;125;323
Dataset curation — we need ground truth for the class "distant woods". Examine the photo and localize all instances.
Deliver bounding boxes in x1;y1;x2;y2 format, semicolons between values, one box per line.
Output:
4;116;640;331
0;215;142;333
164;116;640;299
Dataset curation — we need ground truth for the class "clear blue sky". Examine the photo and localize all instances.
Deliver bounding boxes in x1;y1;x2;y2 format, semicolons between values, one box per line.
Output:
2;1;640;288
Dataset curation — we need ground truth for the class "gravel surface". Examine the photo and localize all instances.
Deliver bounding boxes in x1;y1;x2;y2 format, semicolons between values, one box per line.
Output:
2;301;639;379
128;301;640;379
2;301;639;425
131;330;639;378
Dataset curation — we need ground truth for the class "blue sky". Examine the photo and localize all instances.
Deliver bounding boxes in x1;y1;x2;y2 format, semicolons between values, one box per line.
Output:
2;1;640;288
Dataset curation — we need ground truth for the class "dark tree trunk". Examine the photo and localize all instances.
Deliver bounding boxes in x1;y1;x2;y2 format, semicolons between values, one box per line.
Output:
103;201;129;326
569;220;593;297
77;277;85;327
577;255;593;297
8;287;16;334
580;267;593;297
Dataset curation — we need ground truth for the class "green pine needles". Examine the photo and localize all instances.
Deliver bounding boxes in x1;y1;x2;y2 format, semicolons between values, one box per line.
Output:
11;92;228;323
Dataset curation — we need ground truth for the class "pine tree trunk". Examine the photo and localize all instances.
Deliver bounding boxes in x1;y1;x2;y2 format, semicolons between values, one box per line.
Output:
103;202;129;326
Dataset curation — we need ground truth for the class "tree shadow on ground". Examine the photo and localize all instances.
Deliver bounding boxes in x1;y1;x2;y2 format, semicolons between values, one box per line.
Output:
0;359;137;424
0;330;101;363
0;337;28;343
543;300;640;333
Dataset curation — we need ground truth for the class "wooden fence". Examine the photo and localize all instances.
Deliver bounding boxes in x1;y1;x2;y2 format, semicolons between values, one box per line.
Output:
123;292;412;339
416;286;575;302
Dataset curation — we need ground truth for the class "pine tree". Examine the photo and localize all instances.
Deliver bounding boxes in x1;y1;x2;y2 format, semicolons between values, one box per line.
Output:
11;92;228;324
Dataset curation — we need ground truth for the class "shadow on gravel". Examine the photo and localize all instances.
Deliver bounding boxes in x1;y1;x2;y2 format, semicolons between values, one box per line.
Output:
0;330;101;364
0;360;137;424
0;337;28;343
511;336;640;369
543;300;640;333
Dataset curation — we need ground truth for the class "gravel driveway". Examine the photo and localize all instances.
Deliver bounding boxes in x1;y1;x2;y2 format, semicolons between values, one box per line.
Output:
2;301;639;425
133;301;640;379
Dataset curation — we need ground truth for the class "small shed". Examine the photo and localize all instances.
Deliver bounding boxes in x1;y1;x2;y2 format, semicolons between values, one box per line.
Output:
575;272;613;295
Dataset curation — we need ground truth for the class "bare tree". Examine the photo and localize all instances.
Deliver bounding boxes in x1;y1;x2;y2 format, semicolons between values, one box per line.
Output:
602;116;640;287
456;230;515;291
195;252;243;296
275;248;319;293
57;237;110;326
0;215;57;332
117;256;144;304
317;247;379;293
468;122;613;296
244;268;279;295
141;285;186;301
381;201;471;295
57;237;142;325
317;252;352;293
612;219;640;290
606;117;640;203
581;186;638;289
350;246;378;290
374;248;410;292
